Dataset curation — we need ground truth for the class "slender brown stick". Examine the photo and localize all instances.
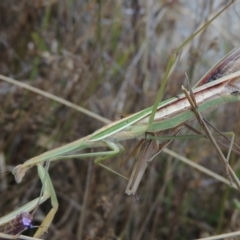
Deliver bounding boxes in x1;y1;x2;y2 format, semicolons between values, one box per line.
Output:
182;85;240;191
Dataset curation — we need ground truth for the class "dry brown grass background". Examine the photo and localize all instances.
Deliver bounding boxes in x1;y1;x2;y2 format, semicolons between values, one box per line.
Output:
1;1;240;239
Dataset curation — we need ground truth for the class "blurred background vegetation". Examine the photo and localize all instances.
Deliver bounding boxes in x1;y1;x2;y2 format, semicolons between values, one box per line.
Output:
1;1;240;239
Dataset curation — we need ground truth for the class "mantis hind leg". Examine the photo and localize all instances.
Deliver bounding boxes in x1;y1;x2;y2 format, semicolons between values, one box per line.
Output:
45;141;127;180
94;141;127;180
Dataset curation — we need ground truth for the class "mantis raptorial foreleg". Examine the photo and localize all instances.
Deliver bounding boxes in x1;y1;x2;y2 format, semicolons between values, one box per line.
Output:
0;163;58;239
33;164;58;238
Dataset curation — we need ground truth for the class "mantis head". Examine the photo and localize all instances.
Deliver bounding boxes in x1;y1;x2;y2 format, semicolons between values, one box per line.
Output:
12;164;27;183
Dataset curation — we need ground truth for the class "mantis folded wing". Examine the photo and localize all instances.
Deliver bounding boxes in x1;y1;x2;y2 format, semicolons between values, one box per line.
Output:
125;126;183;195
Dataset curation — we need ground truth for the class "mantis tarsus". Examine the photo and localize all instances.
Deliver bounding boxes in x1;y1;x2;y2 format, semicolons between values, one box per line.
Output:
0;1;239;239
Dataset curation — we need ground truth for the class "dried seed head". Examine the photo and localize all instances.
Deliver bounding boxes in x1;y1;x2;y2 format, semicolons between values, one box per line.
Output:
0;212;33;239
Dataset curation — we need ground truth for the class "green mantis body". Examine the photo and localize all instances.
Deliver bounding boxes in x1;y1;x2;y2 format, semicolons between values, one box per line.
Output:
13;58;240;190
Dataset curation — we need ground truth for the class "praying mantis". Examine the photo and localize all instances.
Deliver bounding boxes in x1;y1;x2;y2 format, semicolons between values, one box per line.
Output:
1;51;240;240
1;1;239;239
